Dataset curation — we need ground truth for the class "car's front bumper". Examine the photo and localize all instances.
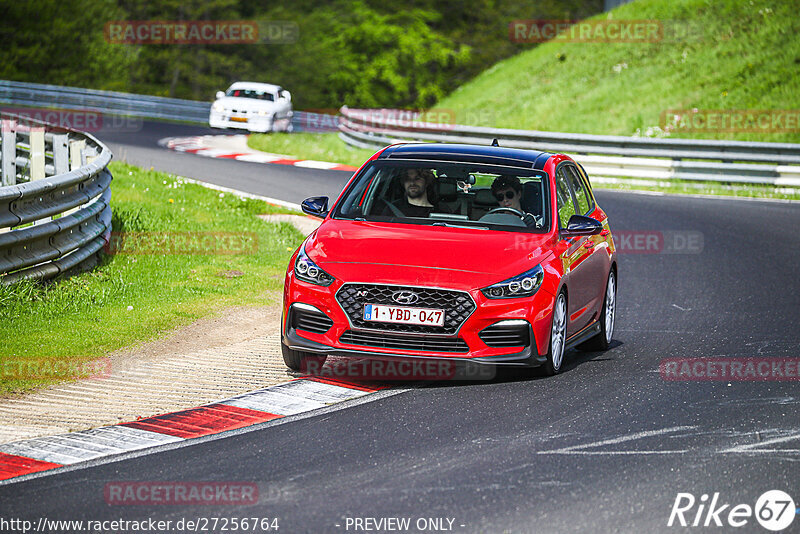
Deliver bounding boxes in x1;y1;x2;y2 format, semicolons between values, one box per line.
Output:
282;274;556;371
283;324;543;367
209;112;273;132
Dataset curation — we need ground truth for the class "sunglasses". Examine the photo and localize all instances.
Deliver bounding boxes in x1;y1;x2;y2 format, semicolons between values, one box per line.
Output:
495;190;516;201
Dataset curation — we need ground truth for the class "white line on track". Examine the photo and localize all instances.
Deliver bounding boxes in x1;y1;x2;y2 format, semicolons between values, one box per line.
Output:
721;432;800;453
537;426;697;455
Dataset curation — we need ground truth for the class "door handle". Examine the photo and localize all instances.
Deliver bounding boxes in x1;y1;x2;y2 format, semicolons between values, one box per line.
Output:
583;240;595;249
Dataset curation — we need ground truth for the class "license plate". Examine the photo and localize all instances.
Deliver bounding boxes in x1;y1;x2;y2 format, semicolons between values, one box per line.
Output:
364;304;444;327
230;116;248;123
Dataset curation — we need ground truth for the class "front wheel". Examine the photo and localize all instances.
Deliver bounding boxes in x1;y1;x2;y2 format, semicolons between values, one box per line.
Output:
281;344;327;374
579;270;616;351
542;291;567;376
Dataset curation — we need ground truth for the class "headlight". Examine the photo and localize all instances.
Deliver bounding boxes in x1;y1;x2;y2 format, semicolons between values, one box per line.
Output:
481;265;544;299
294;247;335;287
212;102;224;112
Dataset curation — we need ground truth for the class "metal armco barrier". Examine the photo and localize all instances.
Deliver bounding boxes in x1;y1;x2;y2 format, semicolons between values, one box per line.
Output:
0;113;112;284
0;79;210;124
338;107;800;187
0;79;331;131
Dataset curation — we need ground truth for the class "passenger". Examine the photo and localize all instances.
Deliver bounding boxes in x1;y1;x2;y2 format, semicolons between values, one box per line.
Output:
383;168;439;217
491;175;523;211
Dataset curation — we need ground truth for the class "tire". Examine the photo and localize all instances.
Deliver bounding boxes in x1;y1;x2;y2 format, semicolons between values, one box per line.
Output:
579;269;616;352
281;343;327;374
542;291;568;376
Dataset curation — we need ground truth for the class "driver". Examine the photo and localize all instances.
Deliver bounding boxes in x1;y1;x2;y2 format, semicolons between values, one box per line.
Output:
491;175;522;211
383;168;440;217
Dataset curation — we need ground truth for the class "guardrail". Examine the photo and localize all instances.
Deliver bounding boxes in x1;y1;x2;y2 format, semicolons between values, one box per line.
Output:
0;113;112;284
1;79;210;124
338;107;800;187
0;80;336;132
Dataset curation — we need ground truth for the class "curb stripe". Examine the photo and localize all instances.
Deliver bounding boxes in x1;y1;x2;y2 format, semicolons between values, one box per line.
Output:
222;390;327;416
270;380;372;403
0;427;182;465
160;135;358;172
0;453;62;481
234;154;282;163
304;376;387;392
0;377;390;483
121;404;281;439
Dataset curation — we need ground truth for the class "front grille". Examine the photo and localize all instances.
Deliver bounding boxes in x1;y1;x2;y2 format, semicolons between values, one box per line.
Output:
340;330;469;353
336;284;476;335
291;307;333;334
479;322;530;348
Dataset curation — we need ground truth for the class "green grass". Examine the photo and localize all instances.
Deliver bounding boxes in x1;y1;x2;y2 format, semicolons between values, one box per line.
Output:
0;162;305;395
245;1;800;201
593;179;800;201
248;132;376;168
436;0;800;143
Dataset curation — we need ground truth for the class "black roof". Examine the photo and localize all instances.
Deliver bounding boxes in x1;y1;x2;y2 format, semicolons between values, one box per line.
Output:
378;143;554;170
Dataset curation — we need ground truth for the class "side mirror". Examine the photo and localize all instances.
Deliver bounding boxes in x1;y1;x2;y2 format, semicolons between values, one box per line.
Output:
215;91;225;100
301;196;329;219
562;214;602;236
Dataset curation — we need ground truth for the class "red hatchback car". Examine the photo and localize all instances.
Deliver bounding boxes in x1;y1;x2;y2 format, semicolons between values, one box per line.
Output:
282;143;617;376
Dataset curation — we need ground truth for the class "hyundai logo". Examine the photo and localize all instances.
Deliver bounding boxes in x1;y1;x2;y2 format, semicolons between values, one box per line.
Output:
392;290;419;305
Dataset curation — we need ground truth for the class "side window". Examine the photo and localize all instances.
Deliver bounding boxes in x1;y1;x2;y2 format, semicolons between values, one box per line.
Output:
555;167;576;228
566;165;591;215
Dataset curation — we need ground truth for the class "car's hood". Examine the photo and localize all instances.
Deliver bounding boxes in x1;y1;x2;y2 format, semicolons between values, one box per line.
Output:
305;220;554;290
213;97;280;111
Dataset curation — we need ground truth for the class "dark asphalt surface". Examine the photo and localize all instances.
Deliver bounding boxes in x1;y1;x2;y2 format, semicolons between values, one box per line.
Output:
1;123;799;533
101;120;354;203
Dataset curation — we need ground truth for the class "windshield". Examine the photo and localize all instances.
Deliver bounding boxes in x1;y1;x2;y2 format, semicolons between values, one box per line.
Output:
225;88;275;101
333;160;550;232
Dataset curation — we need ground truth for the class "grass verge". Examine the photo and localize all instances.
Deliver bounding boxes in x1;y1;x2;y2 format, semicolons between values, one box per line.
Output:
248;132;376;168
592;178;800;201
0;161;305;395
435;0;800;143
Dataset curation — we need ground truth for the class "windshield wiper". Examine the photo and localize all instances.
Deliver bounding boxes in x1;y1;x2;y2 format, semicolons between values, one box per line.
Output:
431;222;489;230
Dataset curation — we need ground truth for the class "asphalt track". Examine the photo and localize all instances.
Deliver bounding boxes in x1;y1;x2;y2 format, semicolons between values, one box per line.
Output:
101;121;355;203
1;122;799;533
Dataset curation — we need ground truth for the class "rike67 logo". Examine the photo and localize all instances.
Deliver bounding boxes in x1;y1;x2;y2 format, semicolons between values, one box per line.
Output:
668;490;796;531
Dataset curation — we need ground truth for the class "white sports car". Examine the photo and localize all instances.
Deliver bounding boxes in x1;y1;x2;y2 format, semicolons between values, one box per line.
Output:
209;81;293;133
